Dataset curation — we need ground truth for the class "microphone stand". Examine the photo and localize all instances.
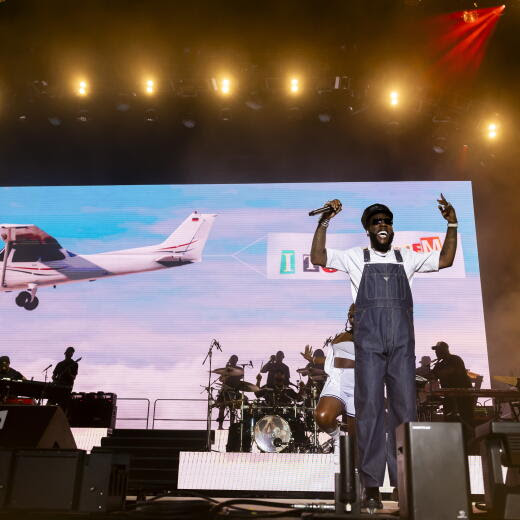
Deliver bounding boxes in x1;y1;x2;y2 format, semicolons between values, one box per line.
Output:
203;339;221;451
42;365;52;384
40;364;53;406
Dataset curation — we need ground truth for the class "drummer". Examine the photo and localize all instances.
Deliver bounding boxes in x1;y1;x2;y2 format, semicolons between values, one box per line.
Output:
256;369;303;406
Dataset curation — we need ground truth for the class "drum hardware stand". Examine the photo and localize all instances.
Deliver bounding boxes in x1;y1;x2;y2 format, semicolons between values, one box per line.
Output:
202;339;221;451
312;384;320;451
237;361;250;453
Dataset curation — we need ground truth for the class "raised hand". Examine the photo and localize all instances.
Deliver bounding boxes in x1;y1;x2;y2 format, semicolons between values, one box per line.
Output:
437;193;457;224
301;345;314;362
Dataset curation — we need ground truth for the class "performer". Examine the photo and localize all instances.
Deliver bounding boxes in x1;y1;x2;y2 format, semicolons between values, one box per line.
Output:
310;195;458;508
216;354;242;430
315;304;356;449
260;350;290;387
431;341;473;437
0;356;25;380
416;355;435;380
300;346;326;395
52;347;79;388
256;369;302;405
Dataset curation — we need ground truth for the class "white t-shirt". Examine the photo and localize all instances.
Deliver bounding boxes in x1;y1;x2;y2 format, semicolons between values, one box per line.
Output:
326;246;440;301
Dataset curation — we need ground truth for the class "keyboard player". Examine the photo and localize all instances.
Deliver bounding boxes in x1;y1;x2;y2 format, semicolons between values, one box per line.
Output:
0;356;25;381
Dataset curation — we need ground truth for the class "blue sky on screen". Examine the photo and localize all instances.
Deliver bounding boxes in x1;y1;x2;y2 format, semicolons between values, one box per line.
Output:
0;182;488;406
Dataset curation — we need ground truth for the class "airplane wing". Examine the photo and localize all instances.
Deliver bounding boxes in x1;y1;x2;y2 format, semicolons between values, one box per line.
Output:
0;224;62;246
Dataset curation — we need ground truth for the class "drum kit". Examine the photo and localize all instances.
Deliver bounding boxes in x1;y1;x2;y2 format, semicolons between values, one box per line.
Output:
208;364;325;453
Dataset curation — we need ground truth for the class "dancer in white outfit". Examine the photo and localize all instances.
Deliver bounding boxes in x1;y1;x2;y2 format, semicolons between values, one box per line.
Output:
315;304;356;444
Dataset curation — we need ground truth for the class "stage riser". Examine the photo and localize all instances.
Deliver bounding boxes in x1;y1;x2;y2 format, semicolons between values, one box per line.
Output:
178;451;492;495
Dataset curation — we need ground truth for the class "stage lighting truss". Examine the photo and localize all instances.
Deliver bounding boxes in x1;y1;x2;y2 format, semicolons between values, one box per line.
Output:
4;73;513;157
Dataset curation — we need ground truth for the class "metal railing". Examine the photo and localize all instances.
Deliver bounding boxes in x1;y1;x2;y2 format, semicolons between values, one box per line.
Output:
151;398;209;430
115;398;151;429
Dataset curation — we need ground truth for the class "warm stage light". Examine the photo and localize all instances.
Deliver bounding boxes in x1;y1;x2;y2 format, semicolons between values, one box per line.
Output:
145;79;155;94
289;78;300;94
220;78;231;95
77;80;88;96
389;90;399;106
486;122;499;140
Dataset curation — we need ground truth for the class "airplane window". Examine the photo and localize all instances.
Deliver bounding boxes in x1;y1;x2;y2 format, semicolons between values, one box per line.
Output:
40;245;66;261
11;243;66;262
12;244;41;262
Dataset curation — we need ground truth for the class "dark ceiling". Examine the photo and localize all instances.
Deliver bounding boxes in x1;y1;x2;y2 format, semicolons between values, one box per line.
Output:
0;0;519;378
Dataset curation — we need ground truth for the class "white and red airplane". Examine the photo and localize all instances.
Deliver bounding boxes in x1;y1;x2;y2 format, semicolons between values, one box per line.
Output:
0;212;216;310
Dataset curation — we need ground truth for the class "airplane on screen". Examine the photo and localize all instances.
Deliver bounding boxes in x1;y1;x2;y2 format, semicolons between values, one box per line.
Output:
0;212;216;310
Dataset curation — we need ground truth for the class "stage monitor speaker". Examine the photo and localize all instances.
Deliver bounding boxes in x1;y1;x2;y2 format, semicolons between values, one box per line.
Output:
0;449;128;512
0;405;76;449
397;422;470;520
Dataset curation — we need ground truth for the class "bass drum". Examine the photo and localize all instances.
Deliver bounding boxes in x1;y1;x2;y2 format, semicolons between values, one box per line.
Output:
253;414;292;453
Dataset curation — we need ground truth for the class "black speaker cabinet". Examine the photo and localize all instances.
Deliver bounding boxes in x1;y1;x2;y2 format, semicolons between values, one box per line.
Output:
67;392;117;428
397;422;471;520
0;449;128;512
0;405;76;449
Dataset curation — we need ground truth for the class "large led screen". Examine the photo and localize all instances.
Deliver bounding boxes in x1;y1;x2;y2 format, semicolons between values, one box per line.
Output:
0;182;488;428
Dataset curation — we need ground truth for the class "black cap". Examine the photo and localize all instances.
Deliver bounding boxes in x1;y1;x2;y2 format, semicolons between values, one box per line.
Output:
361;204;393;229
432;341;449;351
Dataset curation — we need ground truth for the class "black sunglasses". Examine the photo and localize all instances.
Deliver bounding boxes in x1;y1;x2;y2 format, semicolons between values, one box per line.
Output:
370;217;393;226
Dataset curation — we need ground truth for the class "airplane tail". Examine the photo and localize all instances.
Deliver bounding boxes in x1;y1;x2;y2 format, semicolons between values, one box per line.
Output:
155;212;217;262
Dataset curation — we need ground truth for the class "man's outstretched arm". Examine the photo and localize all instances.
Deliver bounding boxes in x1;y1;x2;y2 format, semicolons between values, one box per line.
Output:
437;193;458;269
310;199;342;267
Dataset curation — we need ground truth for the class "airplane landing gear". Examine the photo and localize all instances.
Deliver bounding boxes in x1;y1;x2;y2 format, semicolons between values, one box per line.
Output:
24;297;39;310
15;291;31;307
15;284;40;310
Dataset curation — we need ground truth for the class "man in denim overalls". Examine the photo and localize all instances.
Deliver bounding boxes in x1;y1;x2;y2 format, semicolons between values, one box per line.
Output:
310;195;458;508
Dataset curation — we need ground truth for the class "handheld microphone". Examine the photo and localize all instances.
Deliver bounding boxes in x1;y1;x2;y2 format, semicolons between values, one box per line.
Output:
249;360;253;368
213;340;222;352
308;204;332;217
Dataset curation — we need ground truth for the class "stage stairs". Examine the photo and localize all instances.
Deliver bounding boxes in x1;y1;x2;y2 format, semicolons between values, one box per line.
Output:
92;429;213;495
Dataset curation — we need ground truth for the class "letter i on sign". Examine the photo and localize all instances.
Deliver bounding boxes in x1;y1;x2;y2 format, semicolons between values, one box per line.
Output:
280;250;296;274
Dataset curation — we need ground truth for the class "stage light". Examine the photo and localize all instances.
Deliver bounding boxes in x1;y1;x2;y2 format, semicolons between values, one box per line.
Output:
77;80;88;97
145;79;155;95
487;122;498;139
289;78;300;94
144;108;158;123
220;78;231;95
463;10;479;24
76;109;89;123
389;90;399;106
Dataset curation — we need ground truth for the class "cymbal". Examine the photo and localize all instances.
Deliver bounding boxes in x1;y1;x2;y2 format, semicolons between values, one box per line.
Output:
237;381;261;393
493;375;520;386
212;366;244;377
